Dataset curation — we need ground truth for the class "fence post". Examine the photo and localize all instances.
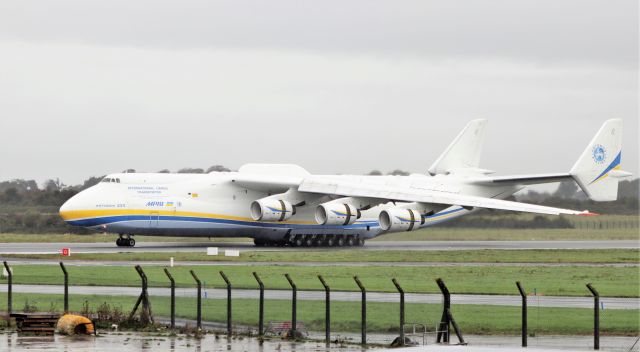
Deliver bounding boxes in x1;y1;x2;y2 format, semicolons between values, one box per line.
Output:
220;271;232;335
436;278;465;345
128;265;154;325
436;278;451;343
163;268;175;329
59;262;69;314
586;283;600;350
190;270;202;330
354;276;366;345
392;278;405;346
3;261;11;320
318;275;330;344
284;273;297;338
252;272;264;336
516;281;527;347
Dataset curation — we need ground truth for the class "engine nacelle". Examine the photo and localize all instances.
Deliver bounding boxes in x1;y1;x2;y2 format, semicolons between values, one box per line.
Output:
315;203;360;226
250;199;295;222
379;208;424;232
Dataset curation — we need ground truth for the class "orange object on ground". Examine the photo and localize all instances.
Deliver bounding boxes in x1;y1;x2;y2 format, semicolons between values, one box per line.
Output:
56;314;95;335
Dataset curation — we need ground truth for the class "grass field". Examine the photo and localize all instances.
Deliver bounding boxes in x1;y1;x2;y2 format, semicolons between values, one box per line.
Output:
0;233;250;243
3;263;638;297
4;249;639;264
0;223;638;244
0;293;637;336
375;228;639;241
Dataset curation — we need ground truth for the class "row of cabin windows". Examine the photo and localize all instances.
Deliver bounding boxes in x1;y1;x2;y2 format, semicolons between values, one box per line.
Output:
101;177;121;183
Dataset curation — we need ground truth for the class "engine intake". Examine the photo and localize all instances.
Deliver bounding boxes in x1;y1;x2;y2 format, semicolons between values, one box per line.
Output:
379;208;424;232
315;203;360;226
250;199;295;222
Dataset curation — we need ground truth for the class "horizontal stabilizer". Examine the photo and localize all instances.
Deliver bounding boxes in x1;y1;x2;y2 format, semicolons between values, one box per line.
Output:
472;173;573;186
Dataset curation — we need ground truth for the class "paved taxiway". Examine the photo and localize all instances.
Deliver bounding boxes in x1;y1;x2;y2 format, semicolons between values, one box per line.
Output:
1;258;636;267
0;240;637;254
2;284;638;310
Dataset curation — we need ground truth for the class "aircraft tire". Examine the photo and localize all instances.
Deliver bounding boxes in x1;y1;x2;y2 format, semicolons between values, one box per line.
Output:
116;238;124;247
293;236;304;247
127;238;136;247
303;236;314;247
357;238;365;246
336;236;345;247
253;239;265;247
346;236;355;246
325;237;335;247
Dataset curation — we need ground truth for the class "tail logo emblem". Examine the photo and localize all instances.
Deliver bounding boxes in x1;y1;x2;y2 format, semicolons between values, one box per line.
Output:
592;144;607;164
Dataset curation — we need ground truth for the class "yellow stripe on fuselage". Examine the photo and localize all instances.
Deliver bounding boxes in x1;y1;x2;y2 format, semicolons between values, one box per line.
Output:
59;209;318;225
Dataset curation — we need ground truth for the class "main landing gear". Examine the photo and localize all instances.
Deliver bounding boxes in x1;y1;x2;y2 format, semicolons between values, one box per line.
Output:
254;234;365;248
116;234;136;247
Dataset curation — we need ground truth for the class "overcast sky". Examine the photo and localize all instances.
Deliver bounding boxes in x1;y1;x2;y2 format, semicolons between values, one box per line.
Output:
0;0;637;186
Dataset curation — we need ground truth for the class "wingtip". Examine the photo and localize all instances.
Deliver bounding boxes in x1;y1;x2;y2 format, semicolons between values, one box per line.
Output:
578;210;599;216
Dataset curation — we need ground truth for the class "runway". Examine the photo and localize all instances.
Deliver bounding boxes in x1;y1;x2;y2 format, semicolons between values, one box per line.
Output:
3;284;638;310
0;240;637;254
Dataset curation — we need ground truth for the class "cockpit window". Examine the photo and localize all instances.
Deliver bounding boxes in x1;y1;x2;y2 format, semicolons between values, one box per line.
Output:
101;177;121;183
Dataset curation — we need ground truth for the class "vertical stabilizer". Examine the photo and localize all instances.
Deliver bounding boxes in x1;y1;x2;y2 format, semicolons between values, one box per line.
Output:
428;119;487;175
570;119;625;201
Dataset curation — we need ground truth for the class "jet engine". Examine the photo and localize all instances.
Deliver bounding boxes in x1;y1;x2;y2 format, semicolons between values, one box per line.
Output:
315;202;361;226
250;198;295;222
379;208;425;231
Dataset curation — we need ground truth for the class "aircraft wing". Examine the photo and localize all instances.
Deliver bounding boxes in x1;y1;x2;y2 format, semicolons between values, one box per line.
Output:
297;177;594;216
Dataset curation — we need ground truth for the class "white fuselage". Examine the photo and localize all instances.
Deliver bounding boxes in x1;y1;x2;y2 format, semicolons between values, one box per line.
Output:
59;171;520;241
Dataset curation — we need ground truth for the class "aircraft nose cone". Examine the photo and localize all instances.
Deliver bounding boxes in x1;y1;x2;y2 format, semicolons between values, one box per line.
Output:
59;196;77;222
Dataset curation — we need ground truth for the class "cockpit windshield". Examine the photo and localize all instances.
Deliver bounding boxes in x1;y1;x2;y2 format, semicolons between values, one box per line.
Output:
101;177;120;183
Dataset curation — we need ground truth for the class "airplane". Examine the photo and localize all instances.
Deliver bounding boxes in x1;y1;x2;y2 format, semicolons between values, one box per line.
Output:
59;119;631;248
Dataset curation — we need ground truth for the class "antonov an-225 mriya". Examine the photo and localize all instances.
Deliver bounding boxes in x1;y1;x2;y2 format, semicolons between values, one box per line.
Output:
60;119;630;248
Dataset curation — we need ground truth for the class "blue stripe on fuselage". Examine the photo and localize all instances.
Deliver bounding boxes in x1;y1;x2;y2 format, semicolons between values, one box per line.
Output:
67;206;467;230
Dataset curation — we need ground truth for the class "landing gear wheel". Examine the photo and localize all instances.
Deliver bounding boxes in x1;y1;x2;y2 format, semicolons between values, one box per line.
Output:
356;238;365;247
127;238;136;247
254;239;266;247
346;236;355;246
293;236;304;247
336;237;345;247
313;237;324;247
116;238;124;247
325;237;335;247
303;236;314;247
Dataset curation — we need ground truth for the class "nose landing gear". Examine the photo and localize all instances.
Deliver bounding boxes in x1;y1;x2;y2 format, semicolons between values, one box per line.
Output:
116;234;136;247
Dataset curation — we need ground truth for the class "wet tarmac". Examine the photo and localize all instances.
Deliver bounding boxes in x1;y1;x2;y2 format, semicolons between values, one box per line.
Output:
0;331;369;352
1;330;638;352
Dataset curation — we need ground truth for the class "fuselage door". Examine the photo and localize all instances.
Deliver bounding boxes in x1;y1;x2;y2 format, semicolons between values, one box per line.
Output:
149;211;160;227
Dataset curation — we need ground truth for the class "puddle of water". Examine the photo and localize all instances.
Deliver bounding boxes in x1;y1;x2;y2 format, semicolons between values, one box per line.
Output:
0;331;373;352
1;330;637;351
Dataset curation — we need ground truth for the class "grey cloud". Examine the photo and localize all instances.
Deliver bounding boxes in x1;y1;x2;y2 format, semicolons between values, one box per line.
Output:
0;0;636;67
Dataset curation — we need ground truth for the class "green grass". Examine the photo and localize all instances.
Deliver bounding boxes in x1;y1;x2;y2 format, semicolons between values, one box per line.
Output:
375;228;639;241
0;233;251;243
1;293;637;336
5;249;639;264
1;220;638;243
3;264;638;297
